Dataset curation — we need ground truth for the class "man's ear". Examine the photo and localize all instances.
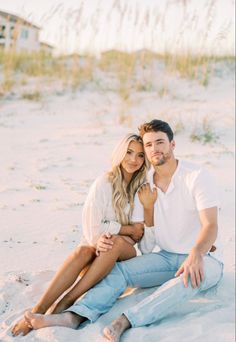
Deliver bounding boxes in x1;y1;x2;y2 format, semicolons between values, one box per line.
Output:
171;140;175;150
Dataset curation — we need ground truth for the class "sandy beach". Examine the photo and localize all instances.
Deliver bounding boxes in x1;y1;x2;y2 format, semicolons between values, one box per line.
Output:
0;59;235;341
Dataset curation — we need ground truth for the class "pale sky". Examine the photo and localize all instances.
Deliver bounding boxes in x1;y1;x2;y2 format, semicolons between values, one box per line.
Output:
0;0;235;55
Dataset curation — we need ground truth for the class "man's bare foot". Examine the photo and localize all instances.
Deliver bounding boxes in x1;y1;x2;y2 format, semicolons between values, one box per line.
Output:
103;315;131;342
11;317;32;336
24;310;82;330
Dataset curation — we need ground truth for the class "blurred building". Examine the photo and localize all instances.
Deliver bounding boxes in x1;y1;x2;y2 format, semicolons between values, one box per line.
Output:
40;42;54;54
0;10;53;53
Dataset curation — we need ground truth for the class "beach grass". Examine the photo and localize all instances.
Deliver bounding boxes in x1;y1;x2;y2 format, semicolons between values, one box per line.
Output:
1;49;234;94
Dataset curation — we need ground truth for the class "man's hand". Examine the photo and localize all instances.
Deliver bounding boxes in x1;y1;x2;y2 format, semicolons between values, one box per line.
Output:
138;183;157;209
130;222;144;242
175;248;204;288
96;233;113;254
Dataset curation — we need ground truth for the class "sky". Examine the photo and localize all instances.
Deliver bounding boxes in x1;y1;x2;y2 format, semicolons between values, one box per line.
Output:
0;0;235;55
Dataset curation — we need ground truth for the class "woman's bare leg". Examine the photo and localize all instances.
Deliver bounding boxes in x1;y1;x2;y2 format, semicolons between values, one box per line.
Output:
51;236;136;314
34;245;96;313
11;245;96;336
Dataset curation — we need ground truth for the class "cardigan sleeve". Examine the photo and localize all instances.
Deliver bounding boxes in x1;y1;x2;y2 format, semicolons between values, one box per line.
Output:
131;191;144;222
82;174;121;246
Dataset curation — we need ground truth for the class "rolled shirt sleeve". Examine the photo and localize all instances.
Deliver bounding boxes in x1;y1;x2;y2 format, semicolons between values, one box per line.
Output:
191;168;219;211
138;226;156;254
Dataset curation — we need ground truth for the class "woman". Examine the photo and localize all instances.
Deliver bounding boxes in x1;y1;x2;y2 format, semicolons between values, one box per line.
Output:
12;133;149;337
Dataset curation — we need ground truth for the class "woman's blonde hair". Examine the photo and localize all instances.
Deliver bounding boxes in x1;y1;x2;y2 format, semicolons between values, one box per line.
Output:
107;133;149;225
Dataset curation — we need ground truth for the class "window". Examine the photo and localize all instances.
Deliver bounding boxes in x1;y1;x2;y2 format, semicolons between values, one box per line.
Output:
10;26;15;39
0;25;6;39
21;28;29;39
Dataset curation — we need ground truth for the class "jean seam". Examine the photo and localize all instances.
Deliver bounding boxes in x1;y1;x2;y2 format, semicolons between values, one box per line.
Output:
126;269;177;277
127;270;177;288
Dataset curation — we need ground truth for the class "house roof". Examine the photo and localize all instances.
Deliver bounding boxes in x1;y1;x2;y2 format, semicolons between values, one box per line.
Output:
40;42;54;49
0;10;41;30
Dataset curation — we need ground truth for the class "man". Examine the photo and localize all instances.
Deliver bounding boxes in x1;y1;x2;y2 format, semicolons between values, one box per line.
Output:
24;120;223;341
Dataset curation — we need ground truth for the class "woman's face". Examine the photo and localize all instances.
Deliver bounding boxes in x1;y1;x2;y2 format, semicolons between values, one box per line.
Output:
121;140;145;174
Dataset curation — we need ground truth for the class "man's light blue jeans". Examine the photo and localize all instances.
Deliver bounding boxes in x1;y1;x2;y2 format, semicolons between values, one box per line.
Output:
66;250;223;327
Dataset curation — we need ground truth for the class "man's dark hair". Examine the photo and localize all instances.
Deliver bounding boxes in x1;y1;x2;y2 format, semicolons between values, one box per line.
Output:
139;119;174;142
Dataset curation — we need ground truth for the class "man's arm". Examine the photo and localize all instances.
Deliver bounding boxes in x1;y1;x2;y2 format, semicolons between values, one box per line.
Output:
175;206;218;288
193;207;218;254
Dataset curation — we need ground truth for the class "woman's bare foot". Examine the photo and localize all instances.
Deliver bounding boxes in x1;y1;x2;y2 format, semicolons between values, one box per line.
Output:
103;315;131;342
11;317;32;336
24;310;82;330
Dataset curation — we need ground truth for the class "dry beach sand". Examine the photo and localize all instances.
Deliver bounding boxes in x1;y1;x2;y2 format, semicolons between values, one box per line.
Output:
0;61;235;341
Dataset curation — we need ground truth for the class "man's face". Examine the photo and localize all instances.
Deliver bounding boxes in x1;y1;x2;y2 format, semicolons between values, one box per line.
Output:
143;131;175;166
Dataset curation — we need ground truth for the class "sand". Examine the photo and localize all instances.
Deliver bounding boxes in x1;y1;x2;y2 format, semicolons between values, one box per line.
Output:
0;61;235;341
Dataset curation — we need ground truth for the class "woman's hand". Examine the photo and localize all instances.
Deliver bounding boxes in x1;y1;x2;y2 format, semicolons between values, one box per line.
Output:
96;233;114;254
138;183;157;209
130;222;144;242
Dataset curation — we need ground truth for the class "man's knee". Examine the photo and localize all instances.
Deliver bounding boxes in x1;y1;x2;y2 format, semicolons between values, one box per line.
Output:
201;256;223;291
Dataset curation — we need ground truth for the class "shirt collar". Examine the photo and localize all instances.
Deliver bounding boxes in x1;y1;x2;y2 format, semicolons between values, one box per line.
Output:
147;160;181;194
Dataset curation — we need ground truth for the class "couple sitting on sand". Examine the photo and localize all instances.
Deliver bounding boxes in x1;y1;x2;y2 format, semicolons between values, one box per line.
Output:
12;119;223;341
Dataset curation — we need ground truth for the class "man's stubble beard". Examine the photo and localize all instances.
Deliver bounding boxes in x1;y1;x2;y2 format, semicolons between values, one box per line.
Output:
151;150;172;166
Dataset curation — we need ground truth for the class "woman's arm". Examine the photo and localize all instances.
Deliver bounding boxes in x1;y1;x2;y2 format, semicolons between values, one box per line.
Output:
82;176;122;245
138;183;157;226
82;175;144;245
96;222;144;254
119;223;144;242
